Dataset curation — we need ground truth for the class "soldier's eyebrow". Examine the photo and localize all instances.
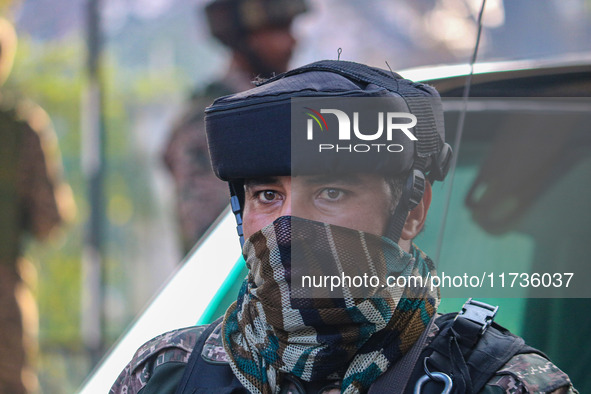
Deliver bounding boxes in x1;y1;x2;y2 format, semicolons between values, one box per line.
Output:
244;177;281;189
302;174;364;186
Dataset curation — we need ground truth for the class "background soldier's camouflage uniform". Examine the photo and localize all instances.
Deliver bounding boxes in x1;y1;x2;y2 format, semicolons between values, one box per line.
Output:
0;92;73;394
162;0;304;255
163;68;254;254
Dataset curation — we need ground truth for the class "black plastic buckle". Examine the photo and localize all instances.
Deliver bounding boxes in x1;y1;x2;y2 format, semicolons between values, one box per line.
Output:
229;184;245;247
408;169;426;210
455;298;498;336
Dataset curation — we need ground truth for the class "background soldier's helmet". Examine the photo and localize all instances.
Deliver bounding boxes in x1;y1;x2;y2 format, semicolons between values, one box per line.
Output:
204;0;307;48
0;17;17;86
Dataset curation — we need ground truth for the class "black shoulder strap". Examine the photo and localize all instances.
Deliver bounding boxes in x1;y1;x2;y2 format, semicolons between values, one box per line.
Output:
175;316;247;394
369;315;435;393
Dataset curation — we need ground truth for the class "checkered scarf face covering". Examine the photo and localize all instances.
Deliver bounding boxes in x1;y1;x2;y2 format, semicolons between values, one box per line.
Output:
222;216;439;394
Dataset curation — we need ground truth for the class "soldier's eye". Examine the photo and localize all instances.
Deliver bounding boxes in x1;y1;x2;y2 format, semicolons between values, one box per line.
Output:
257;190;278;202
319;188;344;201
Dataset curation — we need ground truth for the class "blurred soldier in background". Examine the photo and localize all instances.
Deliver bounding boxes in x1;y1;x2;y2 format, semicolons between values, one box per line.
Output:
163;0;307;254
0;17;74;394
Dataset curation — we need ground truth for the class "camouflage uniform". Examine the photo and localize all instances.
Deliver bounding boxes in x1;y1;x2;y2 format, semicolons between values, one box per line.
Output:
0;92;71;394
163;66;254;253
110;315;577;394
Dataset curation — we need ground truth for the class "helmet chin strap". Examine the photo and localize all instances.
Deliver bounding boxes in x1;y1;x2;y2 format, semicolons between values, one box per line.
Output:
387;139;452;244
229;181;245;248
385;169;426;244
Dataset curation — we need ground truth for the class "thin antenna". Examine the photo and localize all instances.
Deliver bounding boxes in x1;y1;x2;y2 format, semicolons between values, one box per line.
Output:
337;47;342;60
385;61;396;78
435;0;487;263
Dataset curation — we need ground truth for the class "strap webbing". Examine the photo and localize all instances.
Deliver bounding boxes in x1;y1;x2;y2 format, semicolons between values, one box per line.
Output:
369;316;435;393
386;170;425;243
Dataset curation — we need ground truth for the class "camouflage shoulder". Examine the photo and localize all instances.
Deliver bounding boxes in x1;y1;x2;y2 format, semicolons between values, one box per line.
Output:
110;325;208;394
201;319;231;363
129;325;208;371
482;352;578;394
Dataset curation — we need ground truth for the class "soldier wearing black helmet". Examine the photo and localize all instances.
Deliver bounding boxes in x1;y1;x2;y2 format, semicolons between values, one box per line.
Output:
164;0;307;254
113;60;576;393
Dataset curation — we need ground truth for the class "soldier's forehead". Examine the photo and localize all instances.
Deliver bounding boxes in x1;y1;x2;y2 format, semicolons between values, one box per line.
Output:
243;174;371;187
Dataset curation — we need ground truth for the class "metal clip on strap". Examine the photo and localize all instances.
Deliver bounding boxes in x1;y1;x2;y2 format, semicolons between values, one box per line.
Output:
453;298;498;348
414;372;452;394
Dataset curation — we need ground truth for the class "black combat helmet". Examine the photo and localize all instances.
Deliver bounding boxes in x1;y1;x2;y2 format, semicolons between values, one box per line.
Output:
205;60;453;245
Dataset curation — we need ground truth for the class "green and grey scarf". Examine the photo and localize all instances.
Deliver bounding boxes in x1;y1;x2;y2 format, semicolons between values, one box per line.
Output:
222;216;439;394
